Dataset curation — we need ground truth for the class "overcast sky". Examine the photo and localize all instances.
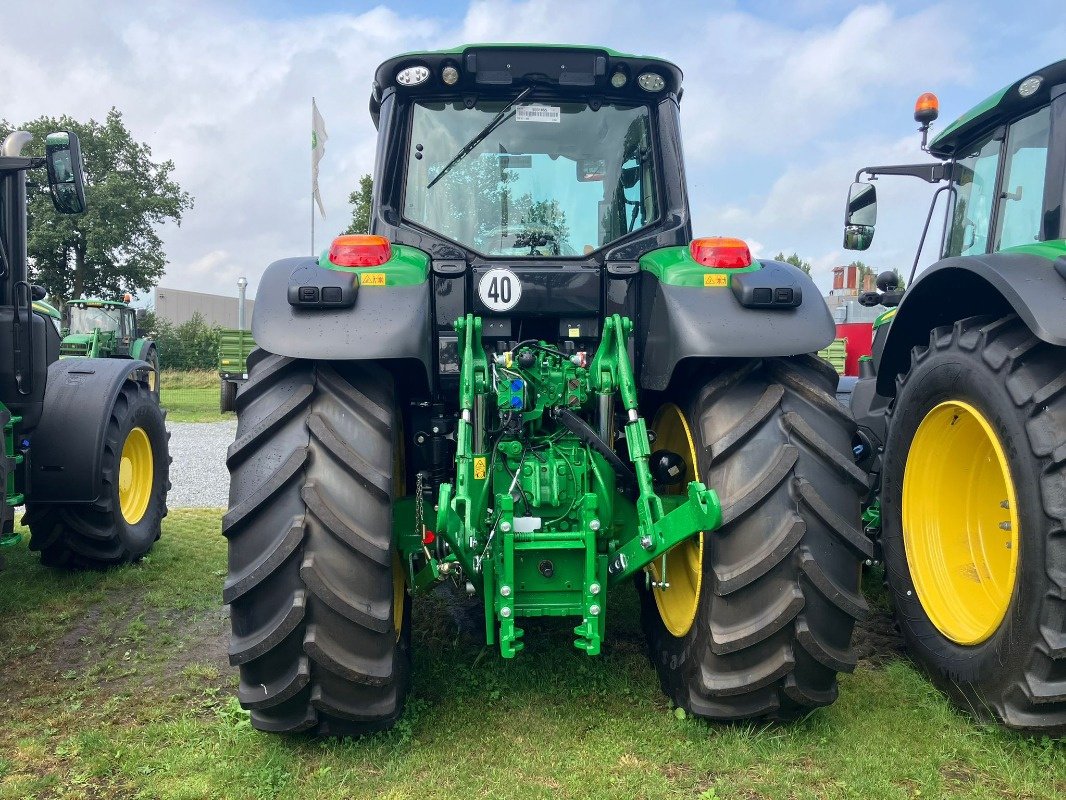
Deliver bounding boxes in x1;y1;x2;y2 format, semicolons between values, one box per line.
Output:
2;0;1063;300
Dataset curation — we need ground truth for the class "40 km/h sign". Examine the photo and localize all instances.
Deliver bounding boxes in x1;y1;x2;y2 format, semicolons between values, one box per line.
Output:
478;268;522;312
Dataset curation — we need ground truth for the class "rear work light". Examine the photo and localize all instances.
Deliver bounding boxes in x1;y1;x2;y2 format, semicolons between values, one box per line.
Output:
690;237;752;269
328;235;391;267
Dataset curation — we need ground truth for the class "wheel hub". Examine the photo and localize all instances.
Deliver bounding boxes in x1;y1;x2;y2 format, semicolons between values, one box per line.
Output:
648;403;704;638
902;400;1019;645
119;426;154;525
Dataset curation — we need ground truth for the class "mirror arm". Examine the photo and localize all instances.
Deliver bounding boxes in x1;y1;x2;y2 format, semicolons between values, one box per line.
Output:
855;162;949;184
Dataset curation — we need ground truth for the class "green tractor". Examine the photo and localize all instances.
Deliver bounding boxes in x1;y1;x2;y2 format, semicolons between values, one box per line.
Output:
61;296;160;394
0;130;169;567
845;58;1066;734
224;45;869;736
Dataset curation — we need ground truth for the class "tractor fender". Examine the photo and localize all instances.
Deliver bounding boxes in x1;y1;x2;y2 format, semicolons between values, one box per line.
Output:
873;250;1066;396
130;337;153;360
251;257;432;383
29;357;154;503
638;259;835;390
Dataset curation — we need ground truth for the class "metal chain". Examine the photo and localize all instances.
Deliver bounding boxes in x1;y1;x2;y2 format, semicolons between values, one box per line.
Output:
415;470;425;538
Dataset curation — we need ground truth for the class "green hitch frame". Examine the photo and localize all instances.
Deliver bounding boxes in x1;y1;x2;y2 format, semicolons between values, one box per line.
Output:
418;313;721;658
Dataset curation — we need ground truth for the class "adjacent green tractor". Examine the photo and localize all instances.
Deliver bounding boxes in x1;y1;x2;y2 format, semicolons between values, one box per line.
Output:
225;45;869;736
1;130;169;568
61;297;160;394
845;58;1066;734
217;327;255;413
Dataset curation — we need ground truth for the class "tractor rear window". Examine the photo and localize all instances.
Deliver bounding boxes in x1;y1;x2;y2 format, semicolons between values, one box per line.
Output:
403;100;658;257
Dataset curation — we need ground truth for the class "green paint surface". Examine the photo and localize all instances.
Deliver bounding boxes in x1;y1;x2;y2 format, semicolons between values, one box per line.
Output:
930;86;1008;155
319;243;430;286
639;245;761;287
874;307;897;329
998;238;1066;260
31;300;60;320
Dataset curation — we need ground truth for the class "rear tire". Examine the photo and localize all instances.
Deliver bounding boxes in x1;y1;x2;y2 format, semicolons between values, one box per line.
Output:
26;378;169;568
882;315;1066;734
640;356;871;720
220;379;237;413
223;348;410;736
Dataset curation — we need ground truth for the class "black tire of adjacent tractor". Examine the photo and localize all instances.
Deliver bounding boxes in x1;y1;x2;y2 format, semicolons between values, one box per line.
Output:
881;315;1066;734
640;355;871;720
223;348;410;736
220;379;237;413
25;379;169;569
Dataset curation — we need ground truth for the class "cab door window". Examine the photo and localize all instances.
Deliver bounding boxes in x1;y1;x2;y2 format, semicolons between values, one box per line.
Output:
946;133;1001;257
994;105;1051;251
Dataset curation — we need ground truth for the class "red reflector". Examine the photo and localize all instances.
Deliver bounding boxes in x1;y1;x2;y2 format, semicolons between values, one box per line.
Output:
328;234;391;267
690;237;752;269
422;530;436;545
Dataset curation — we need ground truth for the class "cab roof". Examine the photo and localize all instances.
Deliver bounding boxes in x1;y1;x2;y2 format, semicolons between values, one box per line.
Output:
69;298;128;307
930;57;1066;158
370;43;684;125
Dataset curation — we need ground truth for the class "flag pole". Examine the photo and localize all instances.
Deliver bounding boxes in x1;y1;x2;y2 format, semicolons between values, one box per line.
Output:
311;97;315;256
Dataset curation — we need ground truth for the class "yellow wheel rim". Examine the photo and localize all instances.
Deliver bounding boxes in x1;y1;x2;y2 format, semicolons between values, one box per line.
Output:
393;554;406;639
648;403;704;638
118;427;154;525
902;400;1019;645
148;368;157;392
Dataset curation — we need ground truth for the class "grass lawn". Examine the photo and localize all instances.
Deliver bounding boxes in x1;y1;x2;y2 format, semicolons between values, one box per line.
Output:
160;370;234;423
0;510;1063;799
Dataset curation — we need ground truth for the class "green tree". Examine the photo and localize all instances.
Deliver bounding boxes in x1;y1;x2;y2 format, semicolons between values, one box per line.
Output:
343;174;374;235
0;108;193;305
143;310;222;371
774;251;812;275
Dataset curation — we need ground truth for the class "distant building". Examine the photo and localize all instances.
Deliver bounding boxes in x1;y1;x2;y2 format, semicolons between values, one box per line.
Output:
825;265;882;324
153;287;254;328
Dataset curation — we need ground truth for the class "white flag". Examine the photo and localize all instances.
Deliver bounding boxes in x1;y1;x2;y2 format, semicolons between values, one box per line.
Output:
312;98;328;218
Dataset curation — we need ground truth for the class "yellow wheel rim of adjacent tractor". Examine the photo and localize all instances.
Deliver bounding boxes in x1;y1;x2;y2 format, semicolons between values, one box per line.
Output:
118;427;154;525
902;400;1020;645
649;403;704;638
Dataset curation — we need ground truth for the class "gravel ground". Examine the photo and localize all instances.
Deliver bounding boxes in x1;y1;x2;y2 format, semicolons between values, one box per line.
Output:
166;421;237;508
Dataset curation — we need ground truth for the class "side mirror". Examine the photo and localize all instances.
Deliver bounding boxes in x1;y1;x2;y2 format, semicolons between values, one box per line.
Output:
44;131;86;215
843;182;876;251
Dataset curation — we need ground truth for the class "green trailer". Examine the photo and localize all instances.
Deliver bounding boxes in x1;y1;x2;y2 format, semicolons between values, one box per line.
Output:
61;297;160;395
217;328;255;412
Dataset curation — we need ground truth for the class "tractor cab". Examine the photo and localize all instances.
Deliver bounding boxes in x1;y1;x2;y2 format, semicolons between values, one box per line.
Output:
61;297;138;357
325;46;693;364
842;57;1065;318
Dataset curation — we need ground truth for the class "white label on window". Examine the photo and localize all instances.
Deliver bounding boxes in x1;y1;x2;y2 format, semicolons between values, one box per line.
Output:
516;105;561;123
478;269;522;311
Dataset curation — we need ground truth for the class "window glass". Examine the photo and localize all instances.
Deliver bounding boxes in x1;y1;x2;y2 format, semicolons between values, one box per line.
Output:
946;134;1001;257
995;105;1051;250
404;101;657;257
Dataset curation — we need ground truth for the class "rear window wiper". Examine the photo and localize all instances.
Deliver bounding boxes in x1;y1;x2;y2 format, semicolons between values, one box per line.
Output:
427;86;534;190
